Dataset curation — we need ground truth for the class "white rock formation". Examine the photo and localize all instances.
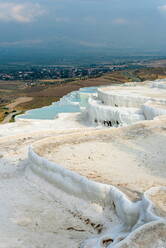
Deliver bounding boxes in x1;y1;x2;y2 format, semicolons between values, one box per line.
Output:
87;97;145;126
143;101;166;120
1;79;166;248
86;79;166;126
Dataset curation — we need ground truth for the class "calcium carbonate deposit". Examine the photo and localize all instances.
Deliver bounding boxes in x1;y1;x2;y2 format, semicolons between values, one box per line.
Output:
0;79;166;248
86;80;166;126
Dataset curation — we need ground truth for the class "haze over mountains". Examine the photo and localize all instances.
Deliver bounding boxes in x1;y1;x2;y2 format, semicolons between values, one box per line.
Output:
0;0;166;63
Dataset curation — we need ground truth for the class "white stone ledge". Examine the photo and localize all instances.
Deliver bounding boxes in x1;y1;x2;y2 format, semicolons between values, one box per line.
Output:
87;98;145;125
143;101;166;120
98;88;149;108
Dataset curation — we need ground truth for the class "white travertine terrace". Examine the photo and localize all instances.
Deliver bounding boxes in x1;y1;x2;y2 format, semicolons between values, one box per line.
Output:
1;79;166;248
86;80;166;126
143;101;166;120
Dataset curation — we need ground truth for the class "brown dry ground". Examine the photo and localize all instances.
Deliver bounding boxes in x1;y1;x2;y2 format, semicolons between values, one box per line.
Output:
1;67;166;122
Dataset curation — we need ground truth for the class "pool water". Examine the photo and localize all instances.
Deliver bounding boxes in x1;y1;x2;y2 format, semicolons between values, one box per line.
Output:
17;87;97;120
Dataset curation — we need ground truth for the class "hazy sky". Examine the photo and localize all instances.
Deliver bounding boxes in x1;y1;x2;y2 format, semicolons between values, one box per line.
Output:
0;0;166;53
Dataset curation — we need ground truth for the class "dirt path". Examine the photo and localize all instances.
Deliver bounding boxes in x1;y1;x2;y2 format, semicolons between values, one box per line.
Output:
1;97;33;124
6;97;33;109
2;110;21;124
